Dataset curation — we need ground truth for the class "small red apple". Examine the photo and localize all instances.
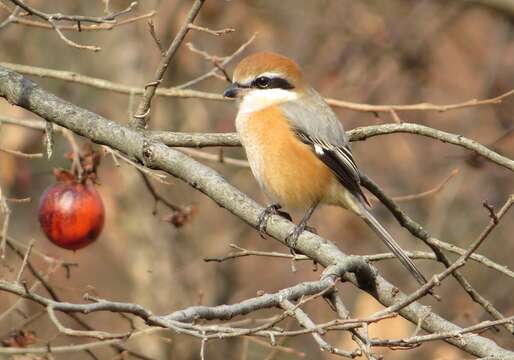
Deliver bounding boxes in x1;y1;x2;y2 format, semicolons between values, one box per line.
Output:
38;170;104;250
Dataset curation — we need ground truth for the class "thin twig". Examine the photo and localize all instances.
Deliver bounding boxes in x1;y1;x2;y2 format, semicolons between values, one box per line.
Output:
47;306;131;340
0;186;11;259
370;316;514;348
176;34;256;89
373;195;514;321
8;0;138;24
180;148;249;167
4;197;31;203
389;168;459;202
62;129;83;179
5;238;152;360
103;146;169;183
0;10;156;31
363;174;514;331
139;171;182;212
280;299;360;358
15;239;35;283
187;23;235;36
326;89;514;113
132;0;206;128
0;147;43;158
7;1;141;51
147;19;164;55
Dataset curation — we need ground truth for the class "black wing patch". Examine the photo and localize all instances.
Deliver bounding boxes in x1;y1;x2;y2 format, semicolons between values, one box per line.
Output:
295;130;370;207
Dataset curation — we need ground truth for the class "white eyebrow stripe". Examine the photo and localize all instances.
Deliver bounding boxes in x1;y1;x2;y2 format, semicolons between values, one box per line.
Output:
257;72;284;78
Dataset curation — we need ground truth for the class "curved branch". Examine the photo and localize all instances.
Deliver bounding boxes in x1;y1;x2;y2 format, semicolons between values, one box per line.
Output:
0;66;512;358
350;123;514;172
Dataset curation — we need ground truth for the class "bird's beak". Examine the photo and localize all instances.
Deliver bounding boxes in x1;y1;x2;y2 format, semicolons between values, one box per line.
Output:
223;83;241;98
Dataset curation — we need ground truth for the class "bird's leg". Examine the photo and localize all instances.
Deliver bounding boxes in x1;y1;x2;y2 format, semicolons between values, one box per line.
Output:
257;203;292;238
286;203;318;249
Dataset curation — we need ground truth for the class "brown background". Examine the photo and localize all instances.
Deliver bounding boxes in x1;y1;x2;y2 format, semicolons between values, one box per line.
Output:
1;0;513;359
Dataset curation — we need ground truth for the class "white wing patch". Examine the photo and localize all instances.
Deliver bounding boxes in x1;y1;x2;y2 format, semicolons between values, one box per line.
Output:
314;143;324;155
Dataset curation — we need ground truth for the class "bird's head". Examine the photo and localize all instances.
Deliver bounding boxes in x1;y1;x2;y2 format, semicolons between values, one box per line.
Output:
223;52;307;112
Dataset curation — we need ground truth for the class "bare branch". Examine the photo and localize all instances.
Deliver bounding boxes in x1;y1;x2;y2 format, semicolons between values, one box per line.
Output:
362;174;514;332
176;34;256;89
6;1;142;51
0;147;43;158
8;0;138;24
5;61;511;119
0;62;227;100
371;316;514;348
5;238;151;360
205;244;514;280
388;168;459;202
326;89;514;113
47;306;130;340
280;299;360;358
0;10;156;31
0;186;11;259
132;0;206;128
187;23;235;36
15;239;34;283
351;123;514;172
147;19;165;55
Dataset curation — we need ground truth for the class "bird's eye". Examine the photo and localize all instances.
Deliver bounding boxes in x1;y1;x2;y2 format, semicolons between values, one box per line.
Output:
253;76;271;89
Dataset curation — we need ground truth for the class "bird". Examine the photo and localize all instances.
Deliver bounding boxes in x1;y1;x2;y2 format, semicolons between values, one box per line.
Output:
223;52;427;285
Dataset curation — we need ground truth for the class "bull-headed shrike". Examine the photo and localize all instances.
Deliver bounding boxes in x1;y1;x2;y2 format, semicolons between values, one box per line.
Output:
224;52;427;285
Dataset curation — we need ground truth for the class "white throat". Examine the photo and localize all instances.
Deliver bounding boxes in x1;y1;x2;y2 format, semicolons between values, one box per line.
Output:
238;89;298;114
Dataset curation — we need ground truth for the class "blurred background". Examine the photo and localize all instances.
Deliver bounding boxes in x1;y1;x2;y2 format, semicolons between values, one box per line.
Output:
1;0;513;359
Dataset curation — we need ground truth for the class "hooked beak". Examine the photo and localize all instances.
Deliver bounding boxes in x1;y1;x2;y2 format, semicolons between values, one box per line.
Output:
223;83;241;98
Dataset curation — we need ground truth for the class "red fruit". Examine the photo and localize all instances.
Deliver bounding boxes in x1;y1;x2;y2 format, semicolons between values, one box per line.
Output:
38;177;104;250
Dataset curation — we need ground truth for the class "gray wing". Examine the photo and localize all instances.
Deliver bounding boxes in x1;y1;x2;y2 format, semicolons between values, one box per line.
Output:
280;90;369;206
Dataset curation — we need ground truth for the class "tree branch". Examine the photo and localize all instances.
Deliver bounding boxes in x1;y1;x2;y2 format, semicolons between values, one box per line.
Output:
132;0;205;127
0;65;512;358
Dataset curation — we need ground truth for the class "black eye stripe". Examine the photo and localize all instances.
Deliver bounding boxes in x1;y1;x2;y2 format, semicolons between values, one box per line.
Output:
250;77;294;90
267;77;294;89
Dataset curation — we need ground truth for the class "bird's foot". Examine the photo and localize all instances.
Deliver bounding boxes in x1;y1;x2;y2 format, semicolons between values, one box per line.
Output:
257;204;292;238
286;224;317;249
285;204;318;250
286;222;308;249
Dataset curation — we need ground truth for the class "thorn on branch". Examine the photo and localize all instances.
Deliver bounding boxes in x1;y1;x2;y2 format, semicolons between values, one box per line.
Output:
482;201;498;224
21;280;30;295
147;19;165;55
62;262;79;279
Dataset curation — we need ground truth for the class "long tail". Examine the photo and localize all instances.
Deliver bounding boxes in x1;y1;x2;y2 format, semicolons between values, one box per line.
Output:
360;207;427;285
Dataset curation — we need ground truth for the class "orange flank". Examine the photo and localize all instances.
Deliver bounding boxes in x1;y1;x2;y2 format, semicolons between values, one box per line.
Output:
239;106;333;209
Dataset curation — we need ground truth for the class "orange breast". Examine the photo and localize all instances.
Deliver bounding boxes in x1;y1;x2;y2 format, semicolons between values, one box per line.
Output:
238;106;333;209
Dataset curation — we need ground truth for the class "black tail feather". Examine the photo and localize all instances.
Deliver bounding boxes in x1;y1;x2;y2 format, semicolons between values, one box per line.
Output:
360;207;427;285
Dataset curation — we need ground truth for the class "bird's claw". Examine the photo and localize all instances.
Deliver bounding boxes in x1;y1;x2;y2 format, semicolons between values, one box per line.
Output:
257;204;291;238
286;225;317;250
286;223;305;249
